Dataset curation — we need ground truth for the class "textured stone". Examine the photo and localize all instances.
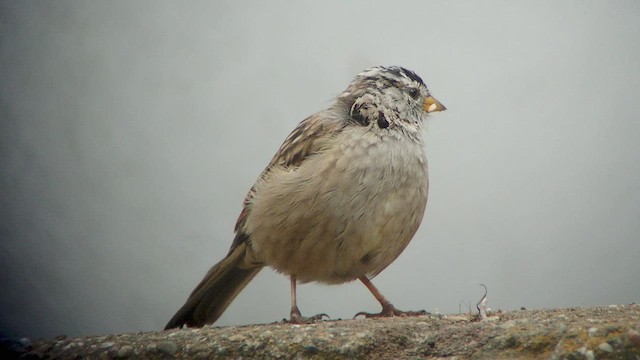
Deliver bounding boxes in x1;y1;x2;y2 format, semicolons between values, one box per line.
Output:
4;306;639;359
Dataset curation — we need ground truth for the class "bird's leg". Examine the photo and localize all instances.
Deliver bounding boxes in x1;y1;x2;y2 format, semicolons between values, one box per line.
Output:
354;276;427;318
287;275;328;323
289;275;304;322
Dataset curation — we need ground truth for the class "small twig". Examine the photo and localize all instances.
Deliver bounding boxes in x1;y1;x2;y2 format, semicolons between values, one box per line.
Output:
476;283;488;321
460;299;473;316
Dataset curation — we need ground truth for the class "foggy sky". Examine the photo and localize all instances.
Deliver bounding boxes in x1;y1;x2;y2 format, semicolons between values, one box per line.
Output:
1;1;639;339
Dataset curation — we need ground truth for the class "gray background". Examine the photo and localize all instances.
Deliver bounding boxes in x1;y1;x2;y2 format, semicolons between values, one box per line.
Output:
2;1;639;340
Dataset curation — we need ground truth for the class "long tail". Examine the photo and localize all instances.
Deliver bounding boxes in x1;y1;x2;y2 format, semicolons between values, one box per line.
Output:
165;240;262;329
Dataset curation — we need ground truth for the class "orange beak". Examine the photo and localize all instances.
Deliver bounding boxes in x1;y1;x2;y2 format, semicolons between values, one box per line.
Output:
423;96;446;113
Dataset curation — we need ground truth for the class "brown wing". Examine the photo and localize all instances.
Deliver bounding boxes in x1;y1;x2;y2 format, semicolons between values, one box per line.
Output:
228;112;345;253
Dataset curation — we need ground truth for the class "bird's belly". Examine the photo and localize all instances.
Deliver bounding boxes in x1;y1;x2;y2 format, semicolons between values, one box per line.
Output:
245;134;428;284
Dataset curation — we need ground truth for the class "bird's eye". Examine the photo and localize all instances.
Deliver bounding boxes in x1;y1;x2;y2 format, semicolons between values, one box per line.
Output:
408;88;420;100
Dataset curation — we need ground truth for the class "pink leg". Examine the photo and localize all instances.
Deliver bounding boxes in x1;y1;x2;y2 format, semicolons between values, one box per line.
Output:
355;276;427;318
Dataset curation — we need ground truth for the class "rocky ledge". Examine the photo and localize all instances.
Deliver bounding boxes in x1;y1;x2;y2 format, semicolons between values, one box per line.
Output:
3;305;639;359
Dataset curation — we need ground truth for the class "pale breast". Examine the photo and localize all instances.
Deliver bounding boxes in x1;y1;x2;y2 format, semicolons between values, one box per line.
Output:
244;127;429;284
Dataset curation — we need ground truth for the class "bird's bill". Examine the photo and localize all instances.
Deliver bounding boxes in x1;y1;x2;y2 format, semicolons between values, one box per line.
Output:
423;96;446;113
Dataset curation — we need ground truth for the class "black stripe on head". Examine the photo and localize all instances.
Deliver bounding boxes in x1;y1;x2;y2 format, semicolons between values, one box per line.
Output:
398;67;425;86
351;66;425;92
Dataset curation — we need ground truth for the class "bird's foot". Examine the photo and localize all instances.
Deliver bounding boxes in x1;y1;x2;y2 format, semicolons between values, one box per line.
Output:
285;306;329;324
354;303;427;319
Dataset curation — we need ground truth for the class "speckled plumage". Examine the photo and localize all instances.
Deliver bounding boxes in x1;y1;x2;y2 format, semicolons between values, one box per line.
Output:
166;66;445;329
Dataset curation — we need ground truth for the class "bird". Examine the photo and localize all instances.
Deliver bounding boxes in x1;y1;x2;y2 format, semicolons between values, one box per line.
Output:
165;65;446;329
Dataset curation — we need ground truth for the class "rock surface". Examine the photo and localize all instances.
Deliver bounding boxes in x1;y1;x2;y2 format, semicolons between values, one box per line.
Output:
2;305;639;359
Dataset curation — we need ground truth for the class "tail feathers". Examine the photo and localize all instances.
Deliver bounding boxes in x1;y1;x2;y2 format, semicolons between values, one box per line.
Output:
165;242;262;329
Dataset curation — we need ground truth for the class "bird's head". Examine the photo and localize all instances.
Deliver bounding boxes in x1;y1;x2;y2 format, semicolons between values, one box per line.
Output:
337;66;445;131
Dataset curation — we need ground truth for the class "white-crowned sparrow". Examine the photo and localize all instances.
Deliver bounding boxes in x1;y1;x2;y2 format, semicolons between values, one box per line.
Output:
165;66;446;329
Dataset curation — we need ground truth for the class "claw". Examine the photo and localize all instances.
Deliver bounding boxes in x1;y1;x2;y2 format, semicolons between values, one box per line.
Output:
354;303;427;319
309;313;330;321
286;305;330;323
353;311;371;319
285;312;330;324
